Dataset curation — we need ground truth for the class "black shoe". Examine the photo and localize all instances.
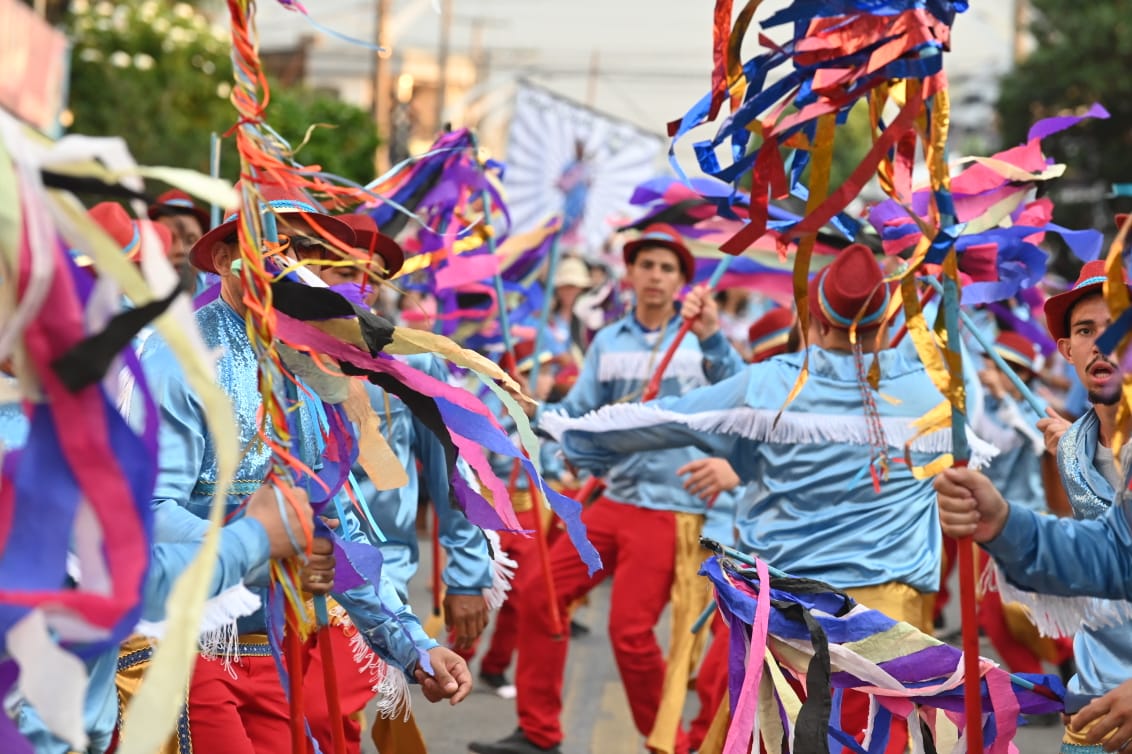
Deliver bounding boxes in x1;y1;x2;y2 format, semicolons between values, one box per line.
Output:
469;729;562;754
479;671;510;689
569;619;590;638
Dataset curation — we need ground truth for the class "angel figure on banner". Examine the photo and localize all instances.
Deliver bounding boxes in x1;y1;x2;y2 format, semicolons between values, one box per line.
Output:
557;139;593;249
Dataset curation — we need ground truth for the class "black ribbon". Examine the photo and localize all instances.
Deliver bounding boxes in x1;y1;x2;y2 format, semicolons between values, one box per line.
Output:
52;286;180;392
269;278;394;355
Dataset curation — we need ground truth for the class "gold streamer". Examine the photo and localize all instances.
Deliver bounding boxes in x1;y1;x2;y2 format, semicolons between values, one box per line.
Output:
1105;213;1132;457
778;112;837;415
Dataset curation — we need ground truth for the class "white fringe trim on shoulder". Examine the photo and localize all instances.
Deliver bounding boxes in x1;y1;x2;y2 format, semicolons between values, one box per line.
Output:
328;602;411;720
542;404;999;470
989;562;1132;638
597;350;707;386
135;584;262;679
482;529;517;612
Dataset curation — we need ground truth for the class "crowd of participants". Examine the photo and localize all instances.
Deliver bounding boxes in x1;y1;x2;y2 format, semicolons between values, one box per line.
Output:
6;187;1132;754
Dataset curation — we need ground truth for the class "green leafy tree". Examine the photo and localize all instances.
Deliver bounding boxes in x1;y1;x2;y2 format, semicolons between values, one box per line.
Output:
269;86;381;185
997;0;1132;251
66;0;379;184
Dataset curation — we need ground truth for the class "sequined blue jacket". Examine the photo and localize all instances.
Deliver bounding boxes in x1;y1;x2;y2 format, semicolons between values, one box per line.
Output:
137;299;436;673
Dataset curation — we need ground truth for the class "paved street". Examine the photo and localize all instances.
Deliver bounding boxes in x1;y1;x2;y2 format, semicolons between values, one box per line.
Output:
361;535;1061;753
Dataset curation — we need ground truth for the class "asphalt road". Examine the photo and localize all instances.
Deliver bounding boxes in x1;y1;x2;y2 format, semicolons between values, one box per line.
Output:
359;536;1062;753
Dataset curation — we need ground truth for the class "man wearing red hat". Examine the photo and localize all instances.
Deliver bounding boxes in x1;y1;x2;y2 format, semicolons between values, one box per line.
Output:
288;210;493;754
471;224;745;754
125;188;471;754
941;258;1132;753
148;189;210;291
83;202;174;270
969;331;1074;692
746;305;798;364
543;244;992;752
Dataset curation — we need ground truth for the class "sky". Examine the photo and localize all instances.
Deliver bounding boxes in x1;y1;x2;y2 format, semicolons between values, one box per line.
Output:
254;1;1017;135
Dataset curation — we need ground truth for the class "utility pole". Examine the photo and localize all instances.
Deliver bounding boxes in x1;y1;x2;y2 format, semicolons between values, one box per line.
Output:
371;0;393;172
586;49;600;107
1012;0;1029;65
435;0;454;133
470;17;486;86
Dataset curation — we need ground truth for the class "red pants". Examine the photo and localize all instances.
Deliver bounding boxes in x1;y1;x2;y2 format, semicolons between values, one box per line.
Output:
689;613;729;752
933;535;958;625
186;651;293;754
304;624;378;754
481;507;544;675
515;497;679;749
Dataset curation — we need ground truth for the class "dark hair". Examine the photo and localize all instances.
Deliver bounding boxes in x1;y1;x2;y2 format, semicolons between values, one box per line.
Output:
626;243;684;273
1064;289;1105;338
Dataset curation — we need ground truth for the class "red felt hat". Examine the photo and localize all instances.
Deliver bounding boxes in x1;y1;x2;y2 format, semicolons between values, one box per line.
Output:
622;223;695;281
512;339;554;374
336;213;405;279
1043;259;1130;341
188;184;356;274
808;244;889;331
747;307;796;363
79;204;172;268
148;189;210;229
993;331;1039;373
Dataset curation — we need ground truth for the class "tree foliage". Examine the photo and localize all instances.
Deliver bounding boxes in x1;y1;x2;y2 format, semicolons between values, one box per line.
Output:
997;0;1132;227
66;0;379;185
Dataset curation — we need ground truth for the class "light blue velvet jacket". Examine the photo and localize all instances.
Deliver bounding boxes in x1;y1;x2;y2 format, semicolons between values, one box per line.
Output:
538;313;746;515
989;410;1132;713
549;346;974;593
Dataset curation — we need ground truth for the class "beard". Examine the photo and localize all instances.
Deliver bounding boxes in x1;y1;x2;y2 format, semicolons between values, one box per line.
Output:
1089;386;1122;406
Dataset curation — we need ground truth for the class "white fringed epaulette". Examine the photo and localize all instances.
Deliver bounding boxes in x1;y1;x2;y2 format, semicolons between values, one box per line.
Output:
541;404;999;470
988;561;1132;638
482;529;518;612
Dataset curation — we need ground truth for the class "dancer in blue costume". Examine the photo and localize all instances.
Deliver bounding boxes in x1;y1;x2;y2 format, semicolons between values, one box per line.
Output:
542;245;996;752
287;211;493;754
942;259;1132;754
470;223;744;754
123;188;470;754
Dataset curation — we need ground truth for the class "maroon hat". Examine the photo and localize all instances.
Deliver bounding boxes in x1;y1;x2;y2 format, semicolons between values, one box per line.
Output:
86;203;172;263
993;331;1039;373
336;213;405;279
148;189;210;229
512;339;554;374
1043;259;1130;340
808;244;890;331
747;307;796;363
188;184;356;274
622;223;695;281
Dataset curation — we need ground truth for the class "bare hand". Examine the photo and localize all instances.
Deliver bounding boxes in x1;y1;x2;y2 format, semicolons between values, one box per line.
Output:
443;593;489;650
502;379;537;419
245;482;313;559
1070;678;1132;750
1037;407;1071;456
414;647;473;705
301;521;337;595
677;458;740;503
933;467;1010;542
683;284;721;341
